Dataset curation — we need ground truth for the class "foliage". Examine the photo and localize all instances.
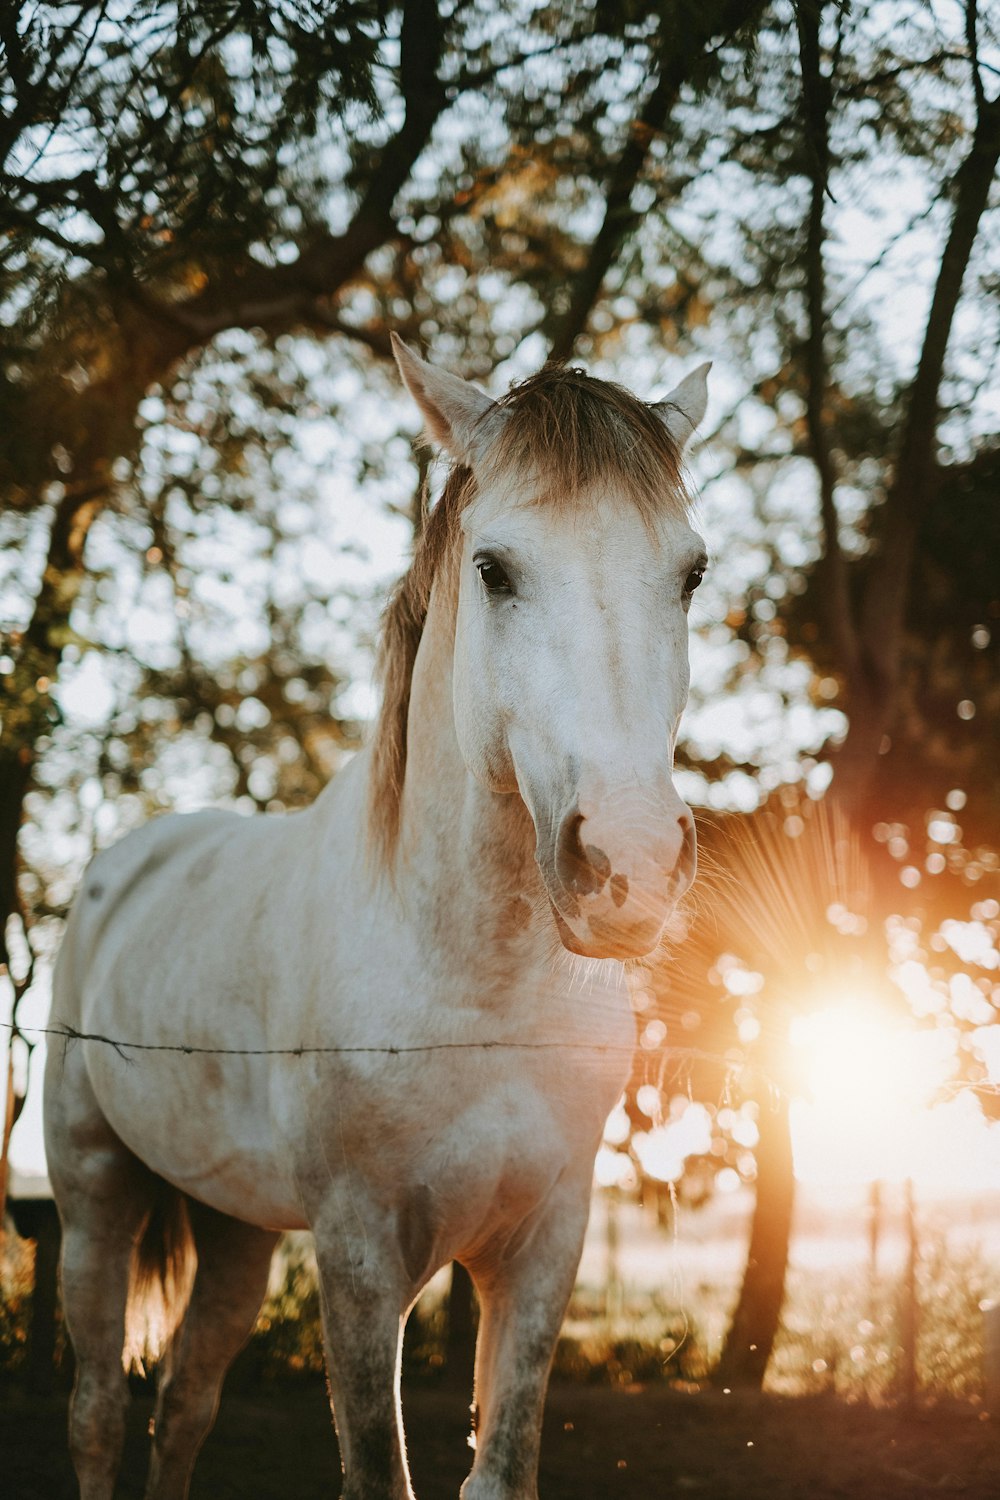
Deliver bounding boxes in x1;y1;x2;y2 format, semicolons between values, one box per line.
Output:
235;1235;327;1383
770;1244;995;1402
554;1285;711;1386
0;1227;68;1381
0;1242;31;1378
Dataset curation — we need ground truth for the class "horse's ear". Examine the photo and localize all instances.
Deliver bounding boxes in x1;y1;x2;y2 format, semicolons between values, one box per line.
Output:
391;334;497;464
651;361;712;451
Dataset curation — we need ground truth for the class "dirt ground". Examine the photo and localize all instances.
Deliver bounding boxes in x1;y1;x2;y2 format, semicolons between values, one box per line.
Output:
6;1381;1000;1499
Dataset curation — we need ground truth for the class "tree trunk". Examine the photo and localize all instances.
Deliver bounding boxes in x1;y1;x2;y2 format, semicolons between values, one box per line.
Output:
0;751;31;972
713;1089;794;1389
0;478;114;962
838;88;1000;816
445;1261;477;1392
546;0;769;360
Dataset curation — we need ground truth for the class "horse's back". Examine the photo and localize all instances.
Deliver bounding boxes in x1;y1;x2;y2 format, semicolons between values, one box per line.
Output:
53;809;247;1026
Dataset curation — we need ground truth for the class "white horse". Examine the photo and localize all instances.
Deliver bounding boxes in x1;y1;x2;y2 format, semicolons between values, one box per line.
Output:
44;336;709;1500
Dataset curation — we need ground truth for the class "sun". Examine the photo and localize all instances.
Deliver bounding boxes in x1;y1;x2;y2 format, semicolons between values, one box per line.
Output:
788;998;961;1187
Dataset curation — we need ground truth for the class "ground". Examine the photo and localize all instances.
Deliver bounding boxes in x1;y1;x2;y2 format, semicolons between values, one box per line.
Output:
5;1382;1000;1499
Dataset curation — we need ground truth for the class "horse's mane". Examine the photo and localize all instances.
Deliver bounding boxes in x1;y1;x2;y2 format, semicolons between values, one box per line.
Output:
368;364;692;864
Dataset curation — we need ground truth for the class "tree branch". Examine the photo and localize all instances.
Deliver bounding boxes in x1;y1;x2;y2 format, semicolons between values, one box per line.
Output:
795;1;860;684
546;0;767;362
835;49;969;101
831;65;1000;810
0;2;110;174
164;0;447;341
0;205;107;264
860;86;1000;672
965;0;986;115
293;310;397;360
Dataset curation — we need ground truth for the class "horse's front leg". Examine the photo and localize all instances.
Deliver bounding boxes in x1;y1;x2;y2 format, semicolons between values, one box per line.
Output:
313;1198;415;1500
461;1173;592;1500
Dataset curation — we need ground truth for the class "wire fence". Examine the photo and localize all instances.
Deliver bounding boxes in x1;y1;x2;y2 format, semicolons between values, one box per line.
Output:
1;1018;730;1068
5;1020;997;1106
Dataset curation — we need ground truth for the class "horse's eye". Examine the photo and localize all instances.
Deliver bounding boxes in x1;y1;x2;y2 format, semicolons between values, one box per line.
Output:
684;566;705;596
476;557;513;595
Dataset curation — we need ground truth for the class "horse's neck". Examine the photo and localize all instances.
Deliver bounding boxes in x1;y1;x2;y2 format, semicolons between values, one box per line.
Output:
394;584;541;943
362;582;632;1043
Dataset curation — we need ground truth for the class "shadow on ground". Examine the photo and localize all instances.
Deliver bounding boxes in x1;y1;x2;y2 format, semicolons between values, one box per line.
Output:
5;1382;1000;1498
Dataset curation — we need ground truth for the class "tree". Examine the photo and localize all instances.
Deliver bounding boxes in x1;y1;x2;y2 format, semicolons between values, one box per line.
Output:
791;0;1000;819
680;0;999;1387
586;0;999;1389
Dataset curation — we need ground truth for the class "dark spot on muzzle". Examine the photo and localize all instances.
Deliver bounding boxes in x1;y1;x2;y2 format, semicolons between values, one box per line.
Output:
584;844;611;881
555;812;611;897
609;873;629;908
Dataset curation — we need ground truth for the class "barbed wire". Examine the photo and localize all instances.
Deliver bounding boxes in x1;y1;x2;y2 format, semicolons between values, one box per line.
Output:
2;1019;702;1064
6;1021;997;1105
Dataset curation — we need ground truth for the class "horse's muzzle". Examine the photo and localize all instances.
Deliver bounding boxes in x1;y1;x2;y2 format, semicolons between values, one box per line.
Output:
540;791;696;960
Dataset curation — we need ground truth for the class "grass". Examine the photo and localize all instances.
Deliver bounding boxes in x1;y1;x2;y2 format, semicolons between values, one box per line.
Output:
3;1223;996;1402
768;1238;997;1402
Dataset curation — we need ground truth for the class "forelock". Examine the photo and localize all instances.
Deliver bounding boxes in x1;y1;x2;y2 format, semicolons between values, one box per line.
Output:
483;364;690;519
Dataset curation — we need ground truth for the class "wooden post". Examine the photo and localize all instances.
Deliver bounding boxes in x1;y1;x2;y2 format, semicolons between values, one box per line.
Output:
30;1206;61;1392
445;1261;477;1392
867;1179;882;1317
8;1192;62;1392
605;1188;622;1324
982;1301;1000;1412
0;1032;17;1252
900;1177;918;1405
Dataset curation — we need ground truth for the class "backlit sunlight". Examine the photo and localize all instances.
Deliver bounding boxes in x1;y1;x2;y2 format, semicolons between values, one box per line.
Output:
790;999;1000;1191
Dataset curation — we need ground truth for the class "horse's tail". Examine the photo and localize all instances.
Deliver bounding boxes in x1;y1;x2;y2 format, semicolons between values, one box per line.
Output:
124;1178;196;1372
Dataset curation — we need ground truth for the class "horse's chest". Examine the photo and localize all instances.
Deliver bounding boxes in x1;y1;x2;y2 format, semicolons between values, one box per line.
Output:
395;1052;623;1269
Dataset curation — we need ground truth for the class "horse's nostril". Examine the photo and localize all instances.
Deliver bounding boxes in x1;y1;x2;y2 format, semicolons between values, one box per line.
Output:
676;813;697;882
555;813;610;896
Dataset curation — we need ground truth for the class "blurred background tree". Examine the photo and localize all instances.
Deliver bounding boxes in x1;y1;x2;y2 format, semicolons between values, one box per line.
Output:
2;0;998;1391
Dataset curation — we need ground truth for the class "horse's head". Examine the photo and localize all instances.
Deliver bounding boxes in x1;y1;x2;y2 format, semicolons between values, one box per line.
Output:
393;337;709;961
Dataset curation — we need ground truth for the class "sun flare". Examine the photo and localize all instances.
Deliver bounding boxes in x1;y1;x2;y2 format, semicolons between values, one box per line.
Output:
788;999;992;1189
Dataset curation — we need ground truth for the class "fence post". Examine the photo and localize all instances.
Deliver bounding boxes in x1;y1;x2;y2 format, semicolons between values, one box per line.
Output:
445;1261;477;1392
7;1190;62;1392
867;1178;882;1319
982;1302;1000;1412
605;1188;623;1323
0;1033;16;1252
899;1177;918;1405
